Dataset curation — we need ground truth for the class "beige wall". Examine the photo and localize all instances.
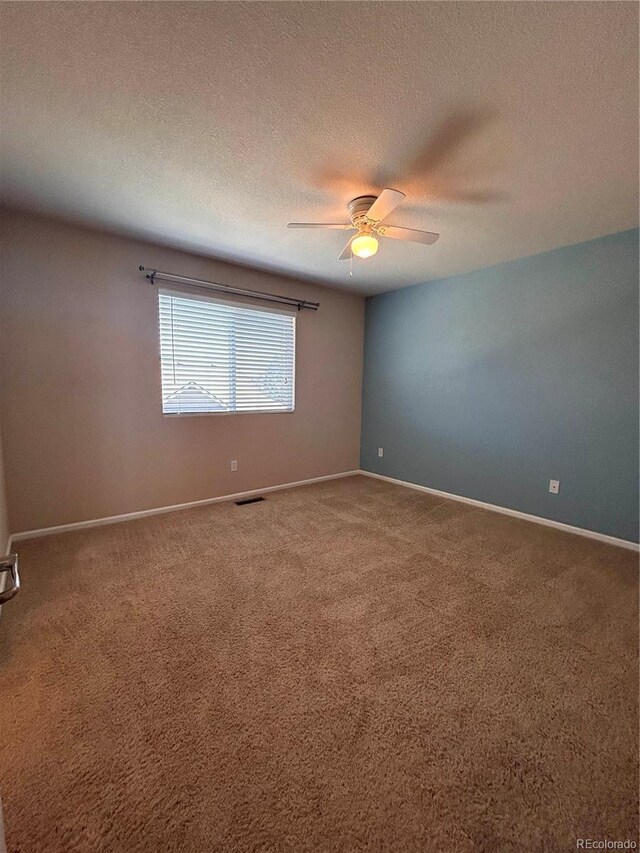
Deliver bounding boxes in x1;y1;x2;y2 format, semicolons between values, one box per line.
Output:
0;209;364;533
0;257;9;550
0;424;8;551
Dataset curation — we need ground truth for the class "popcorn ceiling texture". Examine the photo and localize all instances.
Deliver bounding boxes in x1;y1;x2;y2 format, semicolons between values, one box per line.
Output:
0;476;637;851
1;1;638;294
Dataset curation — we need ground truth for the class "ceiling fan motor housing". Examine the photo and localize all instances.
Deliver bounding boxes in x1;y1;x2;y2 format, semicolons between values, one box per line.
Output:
348;196;378;228
286;188;439;258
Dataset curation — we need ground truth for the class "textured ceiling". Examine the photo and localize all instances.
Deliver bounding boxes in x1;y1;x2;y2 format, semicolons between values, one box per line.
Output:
1;2;638;295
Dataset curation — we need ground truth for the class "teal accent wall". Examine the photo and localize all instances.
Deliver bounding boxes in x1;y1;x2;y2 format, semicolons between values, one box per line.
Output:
361;230;639;542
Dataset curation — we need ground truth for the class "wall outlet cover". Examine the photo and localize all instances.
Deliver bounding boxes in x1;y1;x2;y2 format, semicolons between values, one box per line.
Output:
231;460;238;472
549;479;560;494
377;447;384;458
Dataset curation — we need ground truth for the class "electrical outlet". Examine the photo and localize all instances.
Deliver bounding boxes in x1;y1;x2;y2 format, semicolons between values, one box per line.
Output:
549;479;560;494
230;460;238;472
377;447;384;458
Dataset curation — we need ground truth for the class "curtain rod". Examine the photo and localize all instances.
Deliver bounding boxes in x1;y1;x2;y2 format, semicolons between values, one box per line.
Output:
138;266;319;311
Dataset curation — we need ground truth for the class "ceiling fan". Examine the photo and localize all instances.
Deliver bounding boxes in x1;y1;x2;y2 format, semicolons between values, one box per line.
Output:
287;189;439;260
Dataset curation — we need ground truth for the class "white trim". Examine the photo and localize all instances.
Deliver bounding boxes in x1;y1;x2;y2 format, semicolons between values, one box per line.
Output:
9;471;360;543
0;536;12;624
7;469;638;553
359;470;639;552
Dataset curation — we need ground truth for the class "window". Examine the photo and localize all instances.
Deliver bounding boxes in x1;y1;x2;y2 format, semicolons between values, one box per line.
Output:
158;289;296;415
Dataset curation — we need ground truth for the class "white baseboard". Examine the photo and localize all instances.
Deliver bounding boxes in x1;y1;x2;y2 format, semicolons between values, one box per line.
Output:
0;536;12;624
7;468;639;553
9;470;360;544
359;470;639;552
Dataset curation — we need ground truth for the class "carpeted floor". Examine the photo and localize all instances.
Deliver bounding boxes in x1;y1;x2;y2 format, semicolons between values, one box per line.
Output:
0;475;637;852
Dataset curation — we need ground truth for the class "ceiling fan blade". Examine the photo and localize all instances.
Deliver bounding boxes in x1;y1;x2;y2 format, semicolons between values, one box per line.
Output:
338;238;353;260
287;223;353;229
365;188;406;224
378;225;440;245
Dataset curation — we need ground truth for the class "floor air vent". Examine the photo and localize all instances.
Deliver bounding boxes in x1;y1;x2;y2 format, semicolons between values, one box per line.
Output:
234;496;265;506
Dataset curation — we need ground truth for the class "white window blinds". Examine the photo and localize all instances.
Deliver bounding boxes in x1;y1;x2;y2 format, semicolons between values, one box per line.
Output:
158;289;296;415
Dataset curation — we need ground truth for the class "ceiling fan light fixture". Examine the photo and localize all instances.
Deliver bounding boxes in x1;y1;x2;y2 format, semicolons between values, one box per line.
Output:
351;231;379;259
288;189;440;262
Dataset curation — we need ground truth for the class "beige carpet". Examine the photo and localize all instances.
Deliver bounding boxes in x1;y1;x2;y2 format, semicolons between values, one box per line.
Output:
0;475;637;852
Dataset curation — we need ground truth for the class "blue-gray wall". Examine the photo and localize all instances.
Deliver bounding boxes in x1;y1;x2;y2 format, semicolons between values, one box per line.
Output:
361;229;639;543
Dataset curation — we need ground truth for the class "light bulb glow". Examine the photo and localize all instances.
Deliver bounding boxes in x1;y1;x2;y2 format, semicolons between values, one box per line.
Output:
351;232;379;258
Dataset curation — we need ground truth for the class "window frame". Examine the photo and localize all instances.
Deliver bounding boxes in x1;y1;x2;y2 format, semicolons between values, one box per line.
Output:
157;287;297;418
